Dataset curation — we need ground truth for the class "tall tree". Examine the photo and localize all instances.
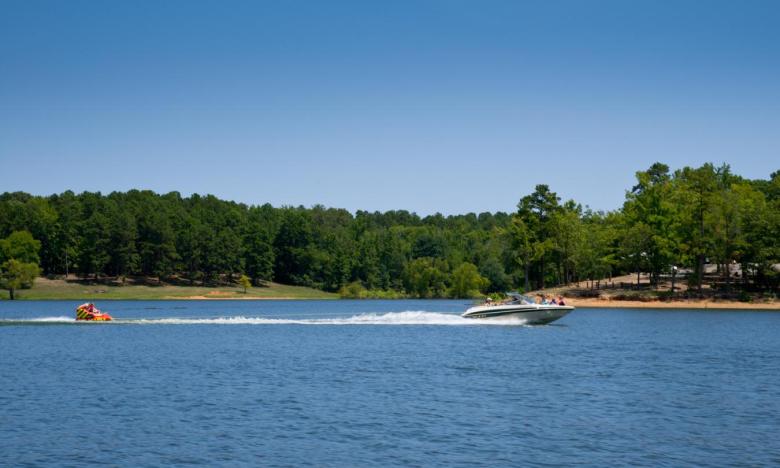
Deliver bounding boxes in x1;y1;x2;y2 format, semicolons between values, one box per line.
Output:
0;259;40;300
77;209;111;279
515;184;561;289
623;163;678;287
244;226;275;285
273;209;314;285
0;231;42;299
107;204;139;280
674;164;717;292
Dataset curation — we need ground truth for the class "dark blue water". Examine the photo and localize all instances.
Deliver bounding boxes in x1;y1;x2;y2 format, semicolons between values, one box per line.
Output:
1;300;779;466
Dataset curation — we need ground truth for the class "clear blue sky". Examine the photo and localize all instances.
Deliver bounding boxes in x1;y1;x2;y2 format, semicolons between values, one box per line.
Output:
1;0;778;215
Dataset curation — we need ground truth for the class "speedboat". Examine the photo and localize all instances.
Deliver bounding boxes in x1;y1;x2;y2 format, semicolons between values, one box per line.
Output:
75;303;113;321
462;292;573;325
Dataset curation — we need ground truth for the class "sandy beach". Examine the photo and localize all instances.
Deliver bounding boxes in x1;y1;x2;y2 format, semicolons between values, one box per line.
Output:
568;297;780;310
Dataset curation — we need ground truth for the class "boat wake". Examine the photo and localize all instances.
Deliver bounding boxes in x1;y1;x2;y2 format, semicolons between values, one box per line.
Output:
1;311;533;326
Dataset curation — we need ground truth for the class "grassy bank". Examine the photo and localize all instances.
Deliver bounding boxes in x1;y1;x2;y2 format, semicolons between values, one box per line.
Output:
4;277;337;300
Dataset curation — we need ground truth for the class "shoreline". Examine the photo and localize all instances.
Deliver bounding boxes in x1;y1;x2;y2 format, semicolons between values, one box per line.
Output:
173;295;306;300
568;297;780;310
3;295;778;309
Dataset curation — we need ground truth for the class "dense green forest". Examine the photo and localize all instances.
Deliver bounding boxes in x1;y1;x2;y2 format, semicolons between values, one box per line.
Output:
1;162;778;298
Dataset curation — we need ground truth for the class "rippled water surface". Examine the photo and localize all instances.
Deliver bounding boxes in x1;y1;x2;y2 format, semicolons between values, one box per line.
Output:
1;300;779;466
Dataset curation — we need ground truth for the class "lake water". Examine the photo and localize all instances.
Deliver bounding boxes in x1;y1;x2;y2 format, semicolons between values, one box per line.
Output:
1;300;779;466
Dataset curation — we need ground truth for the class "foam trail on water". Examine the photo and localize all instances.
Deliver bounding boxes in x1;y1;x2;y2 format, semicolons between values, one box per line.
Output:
0;316;78;326
1;312;532;326
23;316;75;322
129;311;529;326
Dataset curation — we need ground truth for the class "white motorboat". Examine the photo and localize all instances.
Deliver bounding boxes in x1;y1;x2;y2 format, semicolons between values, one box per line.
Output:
462;292;573;325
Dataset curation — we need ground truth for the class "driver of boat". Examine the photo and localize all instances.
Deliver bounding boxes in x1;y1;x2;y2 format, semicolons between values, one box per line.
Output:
485;297;493;305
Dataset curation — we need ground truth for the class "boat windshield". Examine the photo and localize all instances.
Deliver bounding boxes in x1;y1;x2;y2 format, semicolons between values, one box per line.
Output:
506;293;535;305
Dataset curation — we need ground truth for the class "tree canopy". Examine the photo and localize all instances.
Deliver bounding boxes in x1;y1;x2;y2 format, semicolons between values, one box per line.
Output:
0;163;777;298
0;231;42;299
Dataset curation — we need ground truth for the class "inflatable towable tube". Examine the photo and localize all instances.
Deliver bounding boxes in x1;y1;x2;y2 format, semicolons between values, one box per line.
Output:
75;303;113;321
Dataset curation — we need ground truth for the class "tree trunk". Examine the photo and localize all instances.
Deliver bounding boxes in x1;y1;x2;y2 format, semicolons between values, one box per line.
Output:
524;262;530;292
698;200;705;294
9;288;15;300
724;261;731;292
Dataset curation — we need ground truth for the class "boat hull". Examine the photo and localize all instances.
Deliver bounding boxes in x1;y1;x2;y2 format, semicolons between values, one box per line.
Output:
462;305;573;325
77;314;112;321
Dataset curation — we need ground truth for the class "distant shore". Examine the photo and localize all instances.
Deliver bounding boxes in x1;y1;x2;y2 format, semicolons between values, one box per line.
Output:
530;273;779;310
567;297;780;310
177;295;779;309
3;277;337;301
3;277;777;309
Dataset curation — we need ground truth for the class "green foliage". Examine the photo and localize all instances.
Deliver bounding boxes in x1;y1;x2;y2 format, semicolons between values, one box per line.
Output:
338;281;406;299
0;259;41;299
448;262;488;298
0;230;41;264
339;281;367;298
623;163;678;287
239;274;251;293
244;227;275;284
0;230;42;299
515;184;562;289
0;162;777;297
478;256;511;293
403;257;448;298
273;209;314;285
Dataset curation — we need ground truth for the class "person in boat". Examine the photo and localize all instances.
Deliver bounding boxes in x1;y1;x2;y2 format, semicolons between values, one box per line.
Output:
83;303;103;315
549;297;558;305
485;297;493;306
557;296;566;306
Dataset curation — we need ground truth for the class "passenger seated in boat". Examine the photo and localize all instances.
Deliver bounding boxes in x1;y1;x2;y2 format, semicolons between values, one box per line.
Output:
549;297;558;305
557;296;566;306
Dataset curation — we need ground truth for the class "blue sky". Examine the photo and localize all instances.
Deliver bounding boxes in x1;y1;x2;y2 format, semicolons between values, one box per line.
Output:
1;0;778;215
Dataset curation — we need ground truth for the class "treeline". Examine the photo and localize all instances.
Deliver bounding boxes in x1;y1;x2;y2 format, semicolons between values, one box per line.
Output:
0;162;778;297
